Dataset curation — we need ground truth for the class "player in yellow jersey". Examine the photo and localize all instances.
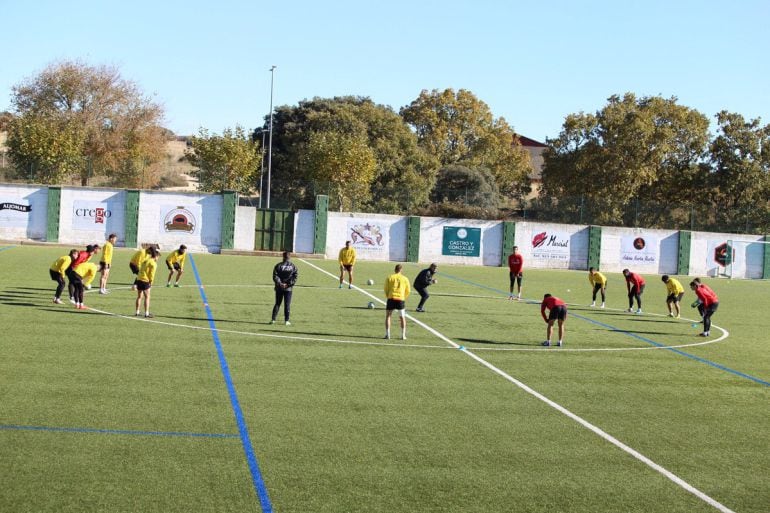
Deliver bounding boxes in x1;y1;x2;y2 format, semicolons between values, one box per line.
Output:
50;249;79;304
384;264;411;340
338;240;357;289
661;275;685;318
165;245;187;287
129;247;148;290
135;246;160;318
588;267;607;308
99;233;117;294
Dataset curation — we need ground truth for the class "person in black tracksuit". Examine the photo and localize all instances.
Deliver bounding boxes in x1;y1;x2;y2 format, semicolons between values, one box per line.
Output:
271;251;298;325
413;263;438;312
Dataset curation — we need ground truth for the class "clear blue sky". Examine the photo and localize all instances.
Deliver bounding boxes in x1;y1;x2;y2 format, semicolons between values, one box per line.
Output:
1;0;768;141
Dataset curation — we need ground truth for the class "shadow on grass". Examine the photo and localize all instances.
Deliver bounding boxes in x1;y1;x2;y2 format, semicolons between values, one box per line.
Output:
0;300;40;307
456;337;537;347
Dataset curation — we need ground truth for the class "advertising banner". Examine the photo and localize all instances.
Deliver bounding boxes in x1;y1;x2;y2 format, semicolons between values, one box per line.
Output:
0;198;32;227
441;226;481;257
347;220;388;255
530;230;570;261
72;200;123;232
620;235;659;265
160;205;201;235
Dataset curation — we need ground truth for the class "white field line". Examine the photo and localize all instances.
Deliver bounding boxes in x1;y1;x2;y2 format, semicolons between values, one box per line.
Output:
298;259;736;513
85;287;727;352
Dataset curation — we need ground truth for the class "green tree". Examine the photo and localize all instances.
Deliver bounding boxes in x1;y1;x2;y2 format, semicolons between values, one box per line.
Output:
708;111;770;231
7;115;86;183
186;126;260;194
400;88;532;200
7;60;165;186
540;93;710;226
430;164;500;209
262;96;438;212
301;130;377;211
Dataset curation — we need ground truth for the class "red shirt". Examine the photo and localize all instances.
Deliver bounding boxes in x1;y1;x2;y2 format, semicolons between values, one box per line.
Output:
541;296;566;320
71;250;94;270
694;285;718;308
624;272;645;290
508;253;524;273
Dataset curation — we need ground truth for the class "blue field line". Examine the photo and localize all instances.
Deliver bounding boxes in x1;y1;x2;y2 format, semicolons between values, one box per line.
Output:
0;245;17;252
435;269;770;387
189;255;273;513
0;423;239;439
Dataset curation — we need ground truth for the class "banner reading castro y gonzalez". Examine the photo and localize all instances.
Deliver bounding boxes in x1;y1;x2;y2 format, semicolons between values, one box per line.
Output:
442;226;481;257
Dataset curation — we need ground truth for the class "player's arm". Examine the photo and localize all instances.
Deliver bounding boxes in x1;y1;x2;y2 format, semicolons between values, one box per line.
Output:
541;303;548;321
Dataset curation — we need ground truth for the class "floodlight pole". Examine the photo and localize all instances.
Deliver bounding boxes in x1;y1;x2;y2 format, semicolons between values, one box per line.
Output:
258;130;266;209
266;65;276;209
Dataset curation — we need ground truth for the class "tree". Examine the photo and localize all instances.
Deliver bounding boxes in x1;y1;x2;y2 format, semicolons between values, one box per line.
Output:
186;126;260;194
430;164;500;209
260;96;438;212
7;60;165;186
708;111;770;231
540;93;710;226
301;131;377;211
6;115;85;183
400;88;532;200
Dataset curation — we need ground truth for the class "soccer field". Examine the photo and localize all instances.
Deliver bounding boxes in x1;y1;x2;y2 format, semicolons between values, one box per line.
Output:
1;245;768;513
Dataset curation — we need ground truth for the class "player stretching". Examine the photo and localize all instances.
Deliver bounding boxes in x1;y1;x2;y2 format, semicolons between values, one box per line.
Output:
413;263;438;312
588;267;607;308
165;245;187;287
384;264;410;340
507;245;524;300
135;247;160;318
661;275;685;318
690;280;719;337
540;293;567;347
622;269;645;314
99;233;117;294
50;249;79;304
338;240;356;289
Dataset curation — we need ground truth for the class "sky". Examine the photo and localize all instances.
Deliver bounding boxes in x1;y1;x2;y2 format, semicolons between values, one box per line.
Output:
1;0;768;141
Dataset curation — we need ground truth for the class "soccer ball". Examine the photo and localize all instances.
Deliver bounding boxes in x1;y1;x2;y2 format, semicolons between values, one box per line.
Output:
367;302;375;309
367;279;374;285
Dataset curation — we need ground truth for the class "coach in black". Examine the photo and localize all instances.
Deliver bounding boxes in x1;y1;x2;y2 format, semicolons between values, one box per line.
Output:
270;251;298;326
414;263;438;312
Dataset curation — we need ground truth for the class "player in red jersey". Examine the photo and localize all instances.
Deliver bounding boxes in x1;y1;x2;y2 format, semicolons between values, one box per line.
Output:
690;280;719;337
622;269;646;314
540;293;567;347
507;246;524;300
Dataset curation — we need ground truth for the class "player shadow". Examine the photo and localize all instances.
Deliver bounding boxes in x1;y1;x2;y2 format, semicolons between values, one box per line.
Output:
263;328;389;341
159;313;228;323
38;307;92;315
456;337;535;347
10;286;52;292
0;298;39;307
603;328;676;336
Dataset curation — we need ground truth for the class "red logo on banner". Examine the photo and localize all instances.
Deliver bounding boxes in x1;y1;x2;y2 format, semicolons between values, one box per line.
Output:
95;208;105;224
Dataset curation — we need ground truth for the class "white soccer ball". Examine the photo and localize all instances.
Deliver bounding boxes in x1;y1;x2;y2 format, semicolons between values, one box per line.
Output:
432;279;437;284
367;302;375;309
367;279;374;286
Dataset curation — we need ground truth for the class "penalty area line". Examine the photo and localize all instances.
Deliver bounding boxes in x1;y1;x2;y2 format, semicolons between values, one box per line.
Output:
298;258;737;513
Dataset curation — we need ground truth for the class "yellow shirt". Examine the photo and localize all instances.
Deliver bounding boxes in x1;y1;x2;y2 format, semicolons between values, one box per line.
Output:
130;248;148;266
102;241;114;265
384;272;410;301
166;250;186;269
338;247;356;266
589;271;607;287
137;258;157;284
665;277;685;295
50;255;72;276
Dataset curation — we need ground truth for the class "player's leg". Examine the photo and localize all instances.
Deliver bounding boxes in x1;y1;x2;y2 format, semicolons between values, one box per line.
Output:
416;288;428;311
144;288;152;317
283;290;292;323
174;268;184;286
546;319;554;344
384;309;393;339
339;265;344;287
82;262;97;290
347;266;353;288
557;318;565;346
135;287;142;315
516;274;523;299
399;308;406;339
509;272;515;299
271;289;283;322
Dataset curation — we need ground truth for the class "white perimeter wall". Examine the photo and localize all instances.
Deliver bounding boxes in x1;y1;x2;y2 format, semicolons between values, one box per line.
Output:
690;231;764;279
600;227;679;274
234;206;256;251
0;184;48;241
419;217;503;266
59;188;126;247
325;212;407;262
294;209;315;254
137;191;222;253
514;221;590;270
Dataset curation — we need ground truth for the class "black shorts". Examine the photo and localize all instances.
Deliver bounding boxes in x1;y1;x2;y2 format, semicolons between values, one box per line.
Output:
99;261;110;272
136;280;152;291
167;262;181;271
509;271;523;285
386;299;405;311
548;305;568;321
666;292;684;303
130;263;140;274
341;264;353;271
50;269;64;282
593;283;604;293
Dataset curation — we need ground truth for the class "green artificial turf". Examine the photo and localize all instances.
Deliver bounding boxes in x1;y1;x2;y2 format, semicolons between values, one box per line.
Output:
1;245;767;512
